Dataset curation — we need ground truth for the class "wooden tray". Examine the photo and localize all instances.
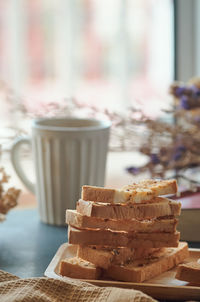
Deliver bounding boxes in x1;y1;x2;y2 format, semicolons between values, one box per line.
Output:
45;243;200;301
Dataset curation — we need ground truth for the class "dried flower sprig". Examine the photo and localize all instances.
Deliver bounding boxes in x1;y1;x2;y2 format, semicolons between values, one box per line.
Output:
126;77;200;188
0;168;20;216
1;78;200;189
170;81;200;110
0;79;149;153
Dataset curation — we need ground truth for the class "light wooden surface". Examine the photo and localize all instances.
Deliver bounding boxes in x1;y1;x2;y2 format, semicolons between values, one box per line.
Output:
45;243;200;301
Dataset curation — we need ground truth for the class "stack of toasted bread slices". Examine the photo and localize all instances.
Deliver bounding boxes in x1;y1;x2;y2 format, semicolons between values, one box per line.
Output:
59;179;189;282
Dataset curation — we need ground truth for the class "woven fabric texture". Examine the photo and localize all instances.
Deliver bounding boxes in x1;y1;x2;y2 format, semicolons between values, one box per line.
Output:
0;270;157;302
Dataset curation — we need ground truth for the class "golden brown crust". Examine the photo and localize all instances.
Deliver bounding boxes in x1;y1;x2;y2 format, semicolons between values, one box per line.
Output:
68;226;180;249
76;199;181;220
175;261;200;283
66;209;178;233
82;186;116;203
59;257;101;279
106;242;189;282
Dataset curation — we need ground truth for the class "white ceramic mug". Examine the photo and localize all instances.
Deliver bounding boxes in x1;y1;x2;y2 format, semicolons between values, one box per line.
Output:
11;117;111;225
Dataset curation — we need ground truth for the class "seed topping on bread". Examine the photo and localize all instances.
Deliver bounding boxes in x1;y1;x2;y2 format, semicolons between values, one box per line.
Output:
82;179;177;204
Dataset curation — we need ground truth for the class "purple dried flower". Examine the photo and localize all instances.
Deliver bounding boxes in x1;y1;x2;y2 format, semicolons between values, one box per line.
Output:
175;86;185;97
176;145;186;152
126;167;140;175
173;152;182;161
173;145;186;161
180;95;190;110
190;85;200;97
194;116;200;123
150;153;160;164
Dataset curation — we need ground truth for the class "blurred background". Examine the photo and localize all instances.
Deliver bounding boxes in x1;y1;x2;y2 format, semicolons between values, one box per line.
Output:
0;0;199;199
0;0;174;117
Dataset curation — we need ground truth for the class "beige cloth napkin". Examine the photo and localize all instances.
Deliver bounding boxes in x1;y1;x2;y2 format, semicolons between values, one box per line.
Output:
0;270;157;302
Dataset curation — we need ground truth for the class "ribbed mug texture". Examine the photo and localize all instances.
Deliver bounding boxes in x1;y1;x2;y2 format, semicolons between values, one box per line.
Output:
32;118;110;225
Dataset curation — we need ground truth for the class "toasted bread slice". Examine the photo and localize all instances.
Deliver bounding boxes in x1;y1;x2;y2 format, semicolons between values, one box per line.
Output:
82;179;177;204
77;245;115;269
66;209;178;233
122;179;177;197
76;198;181;220
68;226;180;249
77;245;161;269
59;257;101;279
106;242;189;283
175;261;200;283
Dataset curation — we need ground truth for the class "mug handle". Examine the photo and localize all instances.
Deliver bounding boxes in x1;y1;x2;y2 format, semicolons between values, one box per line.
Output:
11;137;35;193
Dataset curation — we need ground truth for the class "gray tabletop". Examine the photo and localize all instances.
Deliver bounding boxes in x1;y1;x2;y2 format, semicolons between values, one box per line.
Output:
0;209;67;278
0;208;200;279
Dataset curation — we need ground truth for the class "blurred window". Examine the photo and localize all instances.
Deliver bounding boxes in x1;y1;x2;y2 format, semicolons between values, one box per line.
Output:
175;0;200;82
0;0;174;115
